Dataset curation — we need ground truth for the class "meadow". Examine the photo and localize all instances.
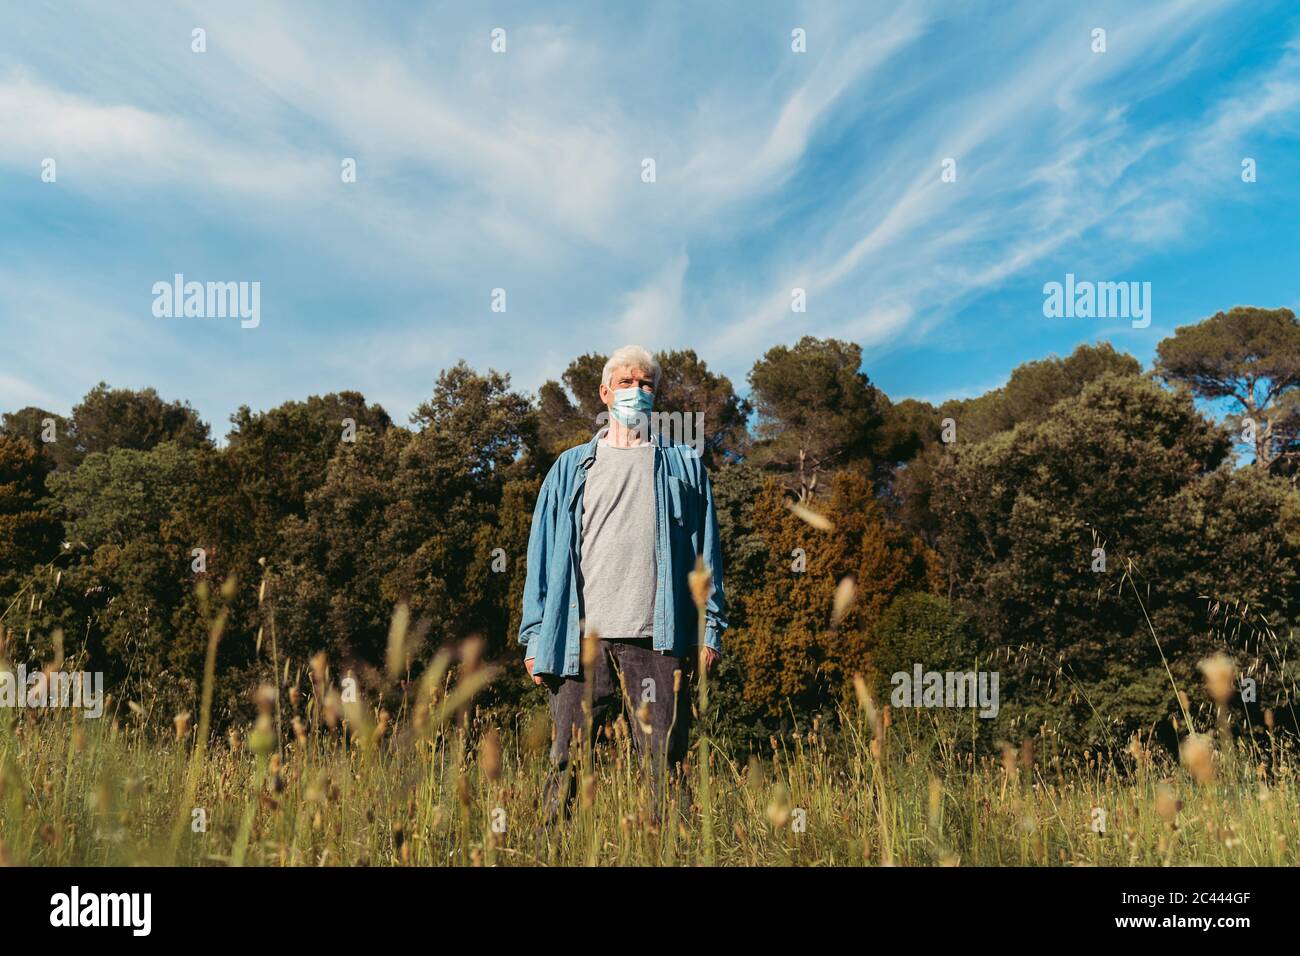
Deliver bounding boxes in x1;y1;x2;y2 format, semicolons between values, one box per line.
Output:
0;610;1293;868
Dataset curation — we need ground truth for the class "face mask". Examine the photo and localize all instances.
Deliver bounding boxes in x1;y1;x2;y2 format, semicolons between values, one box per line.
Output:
610;386;654;427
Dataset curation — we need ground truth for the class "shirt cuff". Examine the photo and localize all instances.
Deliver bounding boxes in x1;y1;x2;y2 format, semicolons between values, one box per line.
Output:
703;625;723;654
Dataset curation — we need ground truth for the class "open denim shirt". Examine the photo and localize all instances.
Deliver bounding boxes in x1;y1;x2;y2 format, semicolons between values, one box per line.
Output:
518;428;726;678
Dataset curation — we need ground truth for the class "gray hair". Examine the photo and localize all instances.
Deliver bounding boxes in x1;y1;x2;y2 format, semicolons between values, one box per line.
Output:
602;345;661;389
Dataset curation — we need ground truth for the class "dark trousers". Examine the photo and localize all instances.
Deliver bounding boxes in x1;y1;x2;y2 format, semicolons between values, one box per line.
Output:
541;638;691;821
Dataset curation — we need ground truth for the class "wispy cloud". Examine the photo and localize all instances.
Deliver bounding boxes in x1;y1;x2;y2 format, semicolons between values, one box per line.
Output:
1;0;1297;427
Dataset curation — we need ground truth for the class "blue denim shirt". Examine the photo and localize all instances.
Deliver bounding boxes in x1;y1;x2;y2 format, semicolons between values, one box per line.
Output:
518;428;726;677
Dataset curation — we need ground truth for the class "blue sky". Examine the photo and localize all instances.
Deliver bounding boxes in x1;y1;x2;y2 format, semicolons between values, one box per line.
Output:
3;0;1299;435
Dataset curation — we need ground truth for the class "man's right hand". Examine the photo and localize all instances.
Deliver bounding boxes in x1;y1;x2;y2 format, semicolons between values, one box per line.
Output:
525;657;542;685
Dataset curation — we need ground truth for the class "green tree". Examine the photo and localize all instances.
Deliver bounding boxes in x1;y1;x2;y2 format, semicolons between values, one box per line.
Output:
869;592;974;700
894;343;1142;543
0;434;62;585
276;426;410;668
931;373;1240;750
653;349;751;465
868;592;987;749
747;337;888;500
710;462;767;629
48;443;200;549
1;407;71;471
37;442;206;712
1155;306;1300;470
943;342;1141;444
213;391;392;558
1176;464;1300;730
536;353;606;459
52;383;211;471
277;364;537;690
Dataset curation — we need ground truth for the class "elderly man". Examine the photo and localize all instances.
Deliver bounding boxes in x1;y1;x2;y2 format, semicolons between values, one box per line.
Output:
519;345;726;821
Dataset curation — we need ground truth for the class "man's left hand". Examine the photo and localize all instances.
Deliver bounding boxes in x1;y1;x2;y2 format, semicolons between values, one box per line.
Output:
697;647;721;674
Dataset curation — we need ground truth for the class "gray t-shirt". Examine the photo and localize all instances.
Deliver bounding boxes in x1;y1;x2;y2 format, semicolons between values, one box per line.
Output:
579;440;656;640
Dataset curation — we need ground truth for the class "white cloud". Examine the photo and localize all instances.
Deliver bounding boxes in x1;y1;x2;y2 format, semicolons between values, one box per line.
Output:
0;372;63;413
700;0;1290;379
0;0;1295;430
616;251;689;345
0;70;323;197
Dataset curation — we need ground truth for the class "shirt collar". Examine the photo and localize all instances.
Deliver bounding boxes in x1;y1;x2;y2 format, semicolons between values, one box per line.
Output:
579;425;668;467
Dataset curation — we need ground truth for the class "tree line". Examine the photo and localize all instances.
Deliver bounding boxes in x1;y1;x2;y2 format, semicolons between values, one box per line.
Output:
2;306;1298;754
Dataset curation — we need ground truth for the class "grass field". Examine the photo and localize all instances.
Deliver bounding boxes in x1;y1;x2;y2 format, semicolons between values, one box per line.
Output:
0;566;1291;868
0;647;1294;868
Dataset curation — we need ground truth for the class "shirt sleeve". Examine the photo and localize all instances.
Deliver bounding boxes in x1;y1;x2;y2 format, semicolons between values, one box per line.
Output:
518;460;562;658
697;461;727;652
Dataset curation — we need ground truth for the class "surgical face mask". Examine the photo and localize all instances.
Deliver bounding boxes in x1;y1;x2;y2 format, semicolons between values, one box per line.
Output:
610;386;654;427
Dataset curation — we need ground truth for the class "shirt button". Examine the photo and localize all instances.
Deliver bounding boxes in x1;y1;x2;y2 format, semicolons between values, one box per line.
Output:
570;602;577;608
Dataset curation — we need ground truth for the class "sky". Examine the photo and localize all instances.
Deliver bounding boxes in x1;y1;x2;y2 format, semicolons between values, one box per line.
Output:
3;0;1299;436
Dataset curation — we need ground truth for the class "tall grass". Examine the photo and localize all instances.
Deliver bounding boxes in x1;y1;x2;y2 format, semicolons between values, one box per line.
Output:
1;562;1295;867
1;661;1297;867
